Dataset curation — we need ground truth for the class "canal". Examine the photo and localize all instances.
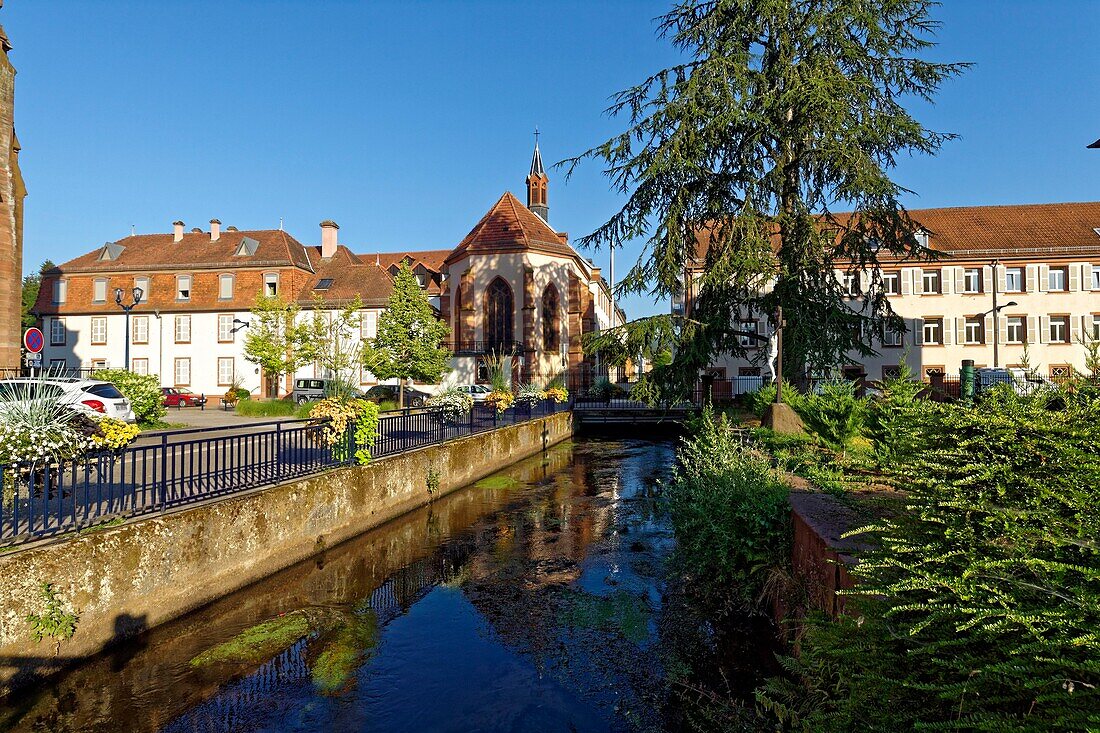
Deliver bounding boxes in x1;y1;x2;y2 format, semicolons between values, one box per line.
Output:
0;437;775;733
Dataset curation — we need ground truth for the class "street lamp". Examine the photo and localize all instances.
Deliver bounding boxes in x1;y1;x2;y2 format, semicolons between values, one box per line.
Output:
230;318;250;334
982;260;1018;368
115;286;143;371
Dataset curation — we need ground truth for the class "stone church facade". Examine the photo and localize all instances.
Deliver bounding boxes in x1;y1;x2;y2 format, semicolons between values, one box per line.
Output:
0;7;25;367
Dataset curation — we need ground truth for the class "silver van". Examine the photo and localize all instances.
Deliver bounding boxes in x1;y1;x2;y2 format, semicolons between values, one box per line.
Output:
290;378;330;405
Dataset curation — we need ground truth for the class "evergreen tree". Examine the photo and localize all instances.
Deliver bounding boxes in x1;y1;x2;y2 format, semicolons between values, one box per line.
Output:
570;0;966;390
21;260;54;329
363;263;450;407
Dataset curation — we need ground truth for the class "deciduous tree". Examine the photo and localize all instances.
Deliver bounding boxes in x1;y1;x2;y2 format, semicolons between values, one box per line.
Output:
242;295;308;396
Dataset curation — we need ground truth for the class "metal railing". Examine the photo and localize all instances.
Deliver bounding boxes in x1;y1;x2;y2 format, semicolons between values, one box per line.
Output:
0;399;566;545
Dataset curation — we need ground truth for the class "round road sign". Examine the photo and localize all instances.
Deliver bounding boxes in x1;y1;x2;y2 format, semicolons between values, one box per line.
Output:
24;327;44;354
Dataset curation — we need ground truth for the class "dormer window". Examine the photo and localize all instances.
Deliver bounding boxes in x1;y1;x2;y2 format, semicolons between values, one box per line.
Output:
176;274;191;301
234;237;259;257
98;242;125;261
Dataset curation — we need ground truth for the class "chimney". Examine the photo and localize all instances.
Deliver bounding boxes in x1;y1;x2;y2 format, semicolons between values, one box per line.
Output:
210;219;221;241
320;220;339;258
173;220;185;243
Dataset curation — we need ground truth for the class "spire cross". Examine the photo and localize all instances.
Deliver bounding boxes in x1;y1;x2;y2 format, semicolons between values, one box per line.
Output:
533;126;540;146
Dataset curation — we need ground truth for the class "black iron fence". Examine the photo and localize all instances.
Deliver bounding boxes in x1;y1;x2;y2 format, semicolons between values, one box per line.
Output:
568;375;767;409
0;399;566;545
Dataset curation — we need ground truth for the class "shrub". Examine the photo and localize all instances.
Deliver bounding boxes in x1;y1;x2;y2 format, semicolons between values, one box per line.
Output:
308;398;379;464
90;369;166;426
865;359;930;464
761;387;1100;730
667;406;791;611
792;378;865;451
744;382;804;419
484;390;514;413
89;417;140;451
586;377;624;401
235;398;299;418
427;387;473;420
514;382;546;407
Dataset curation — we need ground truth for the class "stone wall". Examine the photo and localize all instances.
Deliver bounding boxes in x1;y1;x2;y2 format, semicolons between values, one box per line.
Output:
0;411;572;697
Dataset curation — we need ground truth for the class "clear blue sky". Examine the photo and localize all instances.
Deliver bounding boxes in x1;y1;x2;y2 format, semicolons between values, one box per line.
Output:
4;1;1099;319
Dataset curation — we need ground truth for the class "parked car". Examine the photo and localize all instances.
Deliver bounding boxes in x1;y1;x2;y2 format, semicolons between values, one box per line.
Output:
289;378;365;404
975;367;1052;396
0;378;137;422
454;384;492;402
362;384;432;408
161;387;207;408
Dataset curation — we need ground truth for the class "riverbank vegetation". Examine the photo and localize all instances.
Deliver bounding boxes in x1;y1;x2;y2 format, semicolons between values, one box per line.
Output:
670;377;1100;731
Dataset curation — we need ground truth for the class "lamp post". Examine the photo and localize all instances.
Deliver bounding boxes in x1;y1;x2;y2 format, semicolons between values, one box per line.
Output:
983;261;1017;369
114;287;143;371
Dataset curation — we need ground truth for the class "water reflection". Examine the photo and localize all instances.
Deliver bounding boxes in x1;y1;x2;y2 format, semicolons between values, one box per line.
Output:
0;439;750;733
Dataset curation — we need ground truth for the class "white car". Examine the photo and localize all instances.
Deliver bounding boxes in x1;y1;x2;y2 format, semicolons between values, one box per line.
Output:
454;384;492;402
974;367;1053;396
0;378;137;422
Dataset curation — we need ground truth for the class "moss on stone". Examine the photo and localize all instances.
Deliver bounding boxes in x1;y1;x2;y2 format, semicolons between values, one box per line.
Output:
560;590;652;644
475;475;519;490
310;610;379;694
189;612;311;667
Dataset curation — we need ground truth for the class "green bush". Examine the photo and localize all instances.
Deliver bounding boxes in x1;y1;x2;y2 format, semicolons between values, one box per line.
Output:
235;398;299;418
667;406;791;611
792;378;865;451
91;369;166;426
865;359;929;464
761;387;1100;731
744;382;804;419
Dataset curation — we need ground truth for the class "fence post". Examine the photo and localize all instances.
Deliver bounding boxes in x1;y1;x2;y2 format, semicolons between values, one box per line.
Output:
159;432;169;512
437;408;444;445
469;403;474;435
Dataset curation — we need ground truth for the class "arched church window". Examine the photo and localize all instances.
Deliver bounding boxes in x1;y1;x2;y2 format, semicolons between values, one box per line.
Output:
542;284;560;351
485;278;514;353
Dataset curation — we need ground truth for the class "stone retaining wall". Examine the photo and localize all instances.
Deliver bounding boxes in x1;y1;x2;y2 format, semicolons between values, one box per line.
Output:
0;411;572;698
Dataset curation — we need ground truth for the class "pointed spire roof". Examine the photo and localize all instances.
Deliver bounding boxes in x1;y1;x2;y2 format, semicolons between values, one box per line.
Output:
445;192;580;266
529;141;545;178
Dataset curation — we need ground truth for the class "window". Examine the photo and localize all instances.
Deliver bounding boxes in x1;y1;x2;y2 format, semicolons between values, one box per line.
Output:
218;314;235;343
963;268;982;294
50;318;67;346
218;357;235;386
1048;267;1067;292
264;273;279;296
174;314;191;343
174;358;191;386
90;359;107;370
134;276;150;298
882;365;902;380
90;317;107;345
484;277;514;353
737;320;760;348
315;278;334;291
738;367;761;377
842;273;860;297
132;315;149;344
923;318;943;345
1050;364;1072;380
881;324;903;347
219;274;234;300
924;366;945;380
1093;315;1100;341
922;269;941;294
1006;316;1025;344
1093;268;1100;291
131;358;148;376
361;310;377;339
53;280;67;304
542;285;560;351
176;275;191;301
1005;267;1024;293
93;278;108;303
965;317;984;344
882;272;900;295
1049;315;1069;343
49;358;67;370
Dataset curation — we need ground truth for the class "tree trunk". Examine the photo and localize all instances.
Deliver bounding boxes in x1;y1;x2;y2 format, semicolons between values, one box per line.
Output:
398;380;405;410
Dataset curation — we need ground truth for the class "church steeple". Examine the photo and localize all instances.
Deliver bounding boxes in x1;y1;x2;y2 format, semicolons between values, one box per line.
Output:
526;129;549;223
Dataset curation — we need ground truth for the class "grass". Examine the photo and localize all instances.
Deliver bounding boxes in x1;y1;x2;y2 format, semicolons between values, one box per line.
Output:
559;589;652;644
377;399;400;412
189;612;312;667
78;517;125;534
475;475;519;490
139;421;187;431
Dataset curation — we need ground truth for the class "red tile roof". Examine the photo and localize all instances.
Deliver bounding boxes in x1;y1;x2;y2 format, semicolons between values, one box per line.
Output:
446;191;581;265
55;229;314;273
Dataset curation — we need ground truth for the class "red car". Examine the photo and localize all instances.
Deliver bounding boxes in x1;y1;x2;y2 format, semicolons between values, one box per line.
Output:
161;387;207;408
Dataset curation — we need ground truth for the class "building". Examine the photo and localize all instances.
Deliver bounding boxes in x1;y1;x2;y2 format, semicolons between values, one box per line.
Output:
0;8;26;367
681;202;1100;382
33;145;623;395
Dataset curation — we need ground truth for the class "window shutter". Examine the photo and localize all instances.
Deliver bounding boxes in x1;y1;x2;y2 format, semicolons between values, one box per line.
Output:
1025;265;1037;293
982;265;992;294
1069;264;1081;292
912;268;923;295
913;318;923;346
941;267;953;295
1038;265;1049;292
1083;315;1094;342
956;318;966;345
1083;263;1095;290
953;267;965;294
1027;316;1039;345
859;270;871;293
901;269;913;296
943;318;953;345
1039;315;1050;343
1071;316;1083;344
983;315;993;345
998;316;1009;346
998;266;1008;293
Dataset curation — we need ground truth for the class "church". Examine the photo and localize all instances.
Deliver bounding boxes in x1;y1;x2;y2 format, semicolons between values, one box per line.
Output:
33;143;624;396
